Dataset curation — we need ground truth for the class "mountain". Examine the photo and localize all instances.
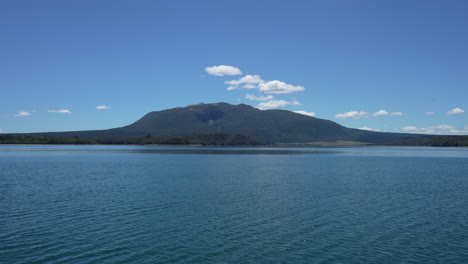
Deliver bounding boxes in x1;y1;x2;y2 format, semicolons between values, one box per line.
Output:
23;102;428;144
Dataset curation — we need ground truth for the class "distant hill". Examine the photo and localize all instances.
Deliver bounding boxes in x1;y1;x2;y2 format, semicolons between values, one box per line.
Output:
21;102;431;144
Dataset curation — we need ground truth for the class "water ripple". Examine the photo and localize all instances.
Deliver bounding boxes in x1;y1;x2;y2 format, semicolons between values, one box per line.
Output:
1;146;467;263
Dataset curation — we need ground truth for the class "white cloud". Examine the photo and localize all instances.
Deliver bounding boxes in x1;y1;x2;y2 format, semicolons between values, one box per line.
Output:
371;110;402;117
96;105;111;110
15;111;32;117
335;111;369;119
258;80;305;94
212;66;305;95
372;110;389;116
425;111;435;115
447;107;464;115
256;100;302;110
294;110;316;117
401;126;418;132
205;65;242;76
465;125;468;130
448;129;468;135
245;94;274;101
432;124;454;130
0;129;3;133
358;127;381;132
48;109;72;114
226;75;264;90
398;124;464;135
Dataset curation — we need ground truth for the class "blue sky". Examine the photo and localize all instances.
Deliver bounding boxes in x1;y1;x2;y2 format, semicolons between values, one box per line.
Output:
1;0;467;134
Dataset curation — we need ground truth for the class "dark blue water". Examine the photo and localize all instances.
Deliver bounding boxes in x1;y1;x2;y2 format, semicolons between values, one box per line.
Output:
1;145;467;263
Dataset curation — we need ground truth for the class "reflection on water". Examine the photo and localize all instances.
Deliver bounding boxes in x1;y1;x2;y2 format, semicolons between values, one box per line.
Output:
1;145;467;158
0;146;332;155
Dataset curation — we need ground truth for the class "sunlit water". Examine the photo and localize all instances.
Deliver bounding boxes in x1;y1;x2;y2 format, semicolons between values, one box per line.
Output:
1;145;467;263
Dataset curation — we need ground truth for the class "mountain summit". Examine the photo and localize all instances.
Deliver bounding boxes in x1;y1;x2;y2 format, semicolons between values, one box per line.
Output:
27;102;425;144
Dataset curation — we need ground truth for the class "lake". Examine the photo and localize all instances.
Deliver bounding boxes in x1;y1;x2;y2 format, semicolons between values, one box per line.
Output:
0;145;467;263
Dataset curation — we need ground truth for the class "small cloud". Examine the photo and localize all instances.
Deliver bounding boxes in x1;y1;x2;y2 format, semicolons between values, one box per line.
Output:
15;111;32;117
425;111;435;115
0;129;3;133
448;127;468;135
449;129;460;133
335;111;368;119
205;65;242;76
399;124;459;134
372;110;389;116
358;127;381;132
96;105;111;110
226;75;264;90
401;126;418;132
245;94;274;101
294;110;316;117
48;109;72;114
258;80;304;94
432;124;454;130
256;99;302;110
447;107;464;115
372;110;402;117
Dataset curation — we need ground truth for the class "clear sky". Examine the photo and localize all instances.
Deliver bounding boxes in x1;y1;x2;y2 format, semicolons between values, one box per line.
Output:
1;0;467;134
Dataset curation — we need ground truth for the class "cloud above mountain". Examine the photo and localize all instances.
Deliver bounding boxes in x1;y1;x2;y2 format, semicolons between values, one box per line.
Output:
226;75;264;90
256;100;301;110
359;127;381;132
205;65;242;76
245;94;274;101
208;65;305;95
258;80;304;94
207;65;306;110
294;110;316;117
335;111;369;119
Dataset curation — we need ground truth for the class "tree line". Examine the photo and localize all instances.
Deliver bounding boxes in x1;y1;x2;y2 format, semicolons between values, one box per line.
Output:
0;133;262;146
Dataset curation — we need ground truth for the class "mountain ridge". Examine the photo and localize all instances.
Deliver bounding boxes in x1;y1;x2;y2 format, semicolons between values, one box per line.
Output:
19;102;430;144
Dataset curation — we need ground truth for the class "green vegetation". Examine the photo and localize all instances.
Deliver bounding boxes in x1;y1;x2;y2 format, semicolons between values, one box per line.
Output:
386;136;468;147
98;134;261;146
2;133;467;147
0;134;95;144
0;133;261;146
430;136;468;146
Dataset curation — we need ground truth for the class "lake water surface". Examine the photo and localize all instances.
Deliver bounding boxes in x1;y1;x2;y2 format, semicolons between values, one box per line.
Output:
1;145;467;263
